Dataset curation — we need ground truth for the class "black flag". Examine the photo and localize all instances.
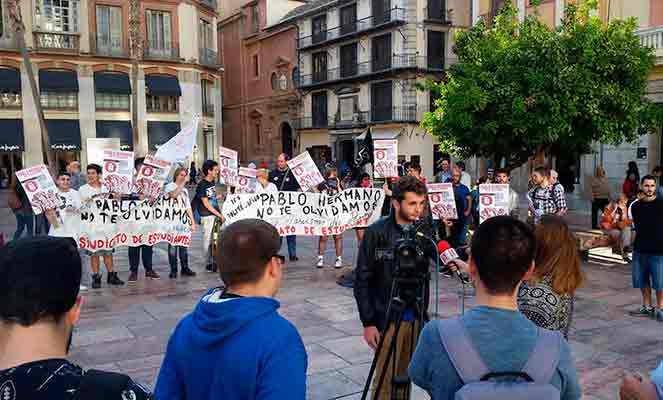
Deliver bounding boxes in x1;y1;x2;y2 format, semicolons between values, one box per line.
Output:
355;127;374;168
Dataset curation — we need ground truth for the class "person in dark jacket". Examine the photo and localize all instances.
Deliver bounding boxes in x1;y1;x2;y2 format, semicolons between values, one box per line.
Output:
269;153;301;261
155;219;307;400
354;176;435;399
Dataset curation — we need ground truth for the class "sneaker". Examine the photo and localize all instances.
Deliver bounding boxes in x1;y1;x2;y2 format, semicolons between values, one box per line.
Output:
145;270;160;280
169;270;178;279
656;309;663;322
205;263;215;273
79;285;88;292
629;305;653;317
290;255;299;262
91;273;102;289
335;257;343;269
316;256;324;268
127;271;138;283
107;272;125;286
181;267;196;277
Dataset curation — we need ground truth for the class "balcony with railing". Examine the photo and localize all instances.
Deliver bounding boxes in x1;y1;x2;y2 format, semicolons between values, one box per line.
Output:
297;54;445;88
293;116;331;129
334;110;369;128
199;48;218;67
33;32;80;52
143;40;180;61
297;8;407;50
95;37;128;57
368;106;418;123
637;26;663;64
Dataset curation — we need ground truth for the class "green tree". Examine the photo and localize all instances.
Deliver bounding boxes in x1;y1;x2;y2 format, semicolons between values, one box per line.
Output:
422;0;655;171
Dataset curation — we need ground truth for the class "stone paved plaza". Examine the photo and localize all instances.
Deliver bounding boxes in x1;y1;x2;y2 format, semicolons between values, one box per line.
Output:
1;190;662;399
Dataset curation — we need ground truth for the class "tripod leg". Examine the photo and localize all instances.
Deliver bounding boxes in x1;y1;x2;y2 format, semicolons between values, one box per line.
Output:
373;309;406;400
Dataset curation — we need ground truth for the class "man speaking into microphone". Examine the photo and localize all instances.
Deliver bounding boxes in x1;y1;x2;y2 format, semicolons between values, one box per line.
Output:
354;176;435;399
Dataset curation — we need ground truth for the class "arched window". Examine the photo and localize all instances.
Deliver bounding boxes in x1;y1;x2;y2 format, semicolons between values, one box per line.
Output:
292;67;299;86
271;72;278;90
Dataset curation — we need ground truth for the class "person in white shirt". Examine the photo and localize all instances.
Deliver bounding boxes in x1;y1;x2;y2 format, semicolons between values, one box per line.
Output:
255;169;278;193
457;161;472;189
165;167;197;279
49;172;82;239
78;164;124;289
495;168;521;219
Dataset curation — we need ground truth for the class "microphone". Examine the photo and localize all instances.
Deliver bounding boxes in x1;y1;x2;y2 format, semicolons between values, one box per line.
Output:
437;240;470;284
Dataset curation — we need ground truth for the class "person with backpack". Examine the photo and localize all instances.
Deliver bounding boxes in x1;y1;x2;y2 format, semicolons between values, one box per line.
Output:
408;216;581;400
8;177;34;241
0;236;152;400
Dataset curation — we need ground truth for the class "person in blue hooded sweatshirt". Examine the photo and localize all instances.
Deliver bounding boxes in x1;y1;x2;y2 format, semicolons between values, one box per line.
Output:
154;219;307;400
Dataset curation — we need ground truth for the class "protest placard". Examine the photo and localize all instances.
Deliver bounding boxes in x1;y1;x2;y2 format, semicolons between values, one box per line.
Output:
427;183;458;220
77;196;192;250
287;151;324;192
222;188;385;236
102;150;134;194
373;140;398;178
218;146;238;186
16;165;60;215
134;155;173;202
235;167;257;194
87;138;120;166
479;184;510;223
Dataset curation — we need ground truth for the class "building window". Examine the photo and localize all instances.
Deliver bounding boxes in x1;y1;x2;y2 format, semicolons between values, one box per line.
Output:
95;93;129;110
340;43;358;77
145;10;172;55
254;123;261;145
427;0;445;20
249;5;259;34
339;4;357;35
312;91;328;127
146;95;178;113
292;67;299;85
278;74;287;90
371;80;392;122
252;54;259;77
427;30;445;70
202;79;214;115
271;72;278;90
34;0;80;32
96;5;122;56
40;92;78;109
312;51;327;83
312;14;327;44
199;19;213;49
338;96;356;122
372;33;392;71
372;0;391;25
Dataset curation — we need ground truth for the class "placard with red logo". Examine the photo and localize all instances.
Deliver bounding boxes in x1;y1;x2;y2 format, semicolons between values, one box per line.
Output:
235;167;257;194
373;139;398;178
16;165;59;215
218;146;239;186
427;183;458;220
479;184;510;224
287;151;324;192
102;150;134;195
134;155;173;202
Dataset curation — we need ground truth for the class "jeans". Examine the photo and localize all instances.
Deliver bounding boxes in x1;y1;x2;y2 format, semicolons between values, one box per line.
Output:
168;244;189;272
451;222;468;248
34;213;49;235
13;212;34;240
201;215;217;265
591;198;610;229
286;235;297;257
129;245;153;272
632;252;663;290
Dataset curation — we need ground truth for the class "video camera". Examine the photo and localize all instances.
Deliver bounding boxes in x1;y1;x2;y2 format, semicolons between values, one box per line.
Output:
394;223;430;281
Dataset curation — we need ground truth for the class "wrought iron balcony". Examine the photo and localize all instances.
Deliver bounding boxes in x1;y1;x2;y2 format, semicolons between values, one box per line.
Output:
95;38;128;57
293;116;331;129
369;106;418;123
297;8;406;50
33;32;80;52
199;48;218;67
143;40;180;61
637;26;663;64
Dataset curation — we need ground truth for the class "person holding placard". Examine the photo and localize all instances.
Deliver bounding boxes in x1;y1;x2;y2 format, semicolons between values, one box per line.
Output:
194;160;225;273
78;164;125;289
127;158;159;283
316;166;344;269
495;168;521;219
269;153;301;261
255;169;277;193
449;167;472;248
166;167;197;279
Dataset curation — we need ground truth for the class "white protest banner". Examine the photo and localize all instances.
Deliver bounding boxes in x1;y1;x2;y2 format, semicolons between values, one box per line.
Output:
16;165;59;215
235;167;257;194
287;151;324;192
87;138;120;166
135;155;173;202
218;146;238;186
155;117;199;164
479;184;510;223
427;183;458;220
222;188;385;236
374;140;398;178
77;196;192;250
102;150;134;194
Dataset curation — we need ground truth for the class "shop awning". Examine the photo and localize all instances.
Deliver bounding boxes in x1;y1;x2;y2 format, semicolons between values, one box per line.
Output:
145;75;181;97
94;72;131;95
0;119;24;152
39;70;79;93
96;120;133;151
46;120;81;151
0;68;21;92
356;131;400;140
147;121;181;151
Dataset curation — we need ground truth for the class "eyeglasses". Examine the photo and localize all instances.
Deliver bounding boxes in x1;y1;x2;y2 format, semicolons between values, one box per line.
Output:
272;254;286;264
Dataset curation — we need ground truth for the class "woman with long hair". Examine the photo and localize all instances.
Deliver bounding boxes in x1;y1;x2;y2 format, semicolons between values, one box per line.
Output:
517;215;584;338
8;177;34;240
165;167;197;279
600;194;632;262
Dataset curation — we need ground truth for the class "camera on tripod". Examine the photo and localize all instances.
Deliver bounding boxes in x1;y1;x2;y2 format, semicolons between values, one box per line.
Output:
394;224;429;281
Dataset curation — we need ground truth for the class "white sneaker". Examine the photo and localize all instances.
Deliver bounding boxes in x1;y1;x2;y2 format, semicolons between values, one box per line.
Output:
335;257;343;269
316;256;324;268
79;285;88;292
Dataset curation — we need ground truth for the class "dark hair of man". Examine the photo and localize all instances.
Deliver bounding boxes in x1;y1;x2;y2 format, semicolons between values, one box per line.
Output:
533;166;548;176
653;166;661;174
392;175;427;202
202;160;219;177
216;219;282;287
642;174;657;184
0;237;81;326
57;171;71;179
470;216;536;295
360;172;370;181
410;163;422;174
495;168;509;177
457;161;466;170
87;163;102;175
134;157;145;170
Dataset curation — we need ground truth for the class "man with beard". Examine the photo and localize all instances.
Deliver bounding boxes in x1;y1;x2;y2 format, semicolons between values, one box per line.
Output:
0;236;151;399
495;168;521;219
269;153;301;261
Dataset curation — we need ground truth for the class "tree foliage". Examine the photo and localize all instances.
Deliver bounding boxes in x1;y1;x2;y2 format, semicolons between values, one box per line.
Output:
422;0;655;170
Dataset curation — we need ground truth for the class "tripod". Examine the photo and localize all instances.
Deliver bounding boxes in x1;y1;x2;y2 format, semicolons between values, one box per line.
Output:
360;275;429;400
